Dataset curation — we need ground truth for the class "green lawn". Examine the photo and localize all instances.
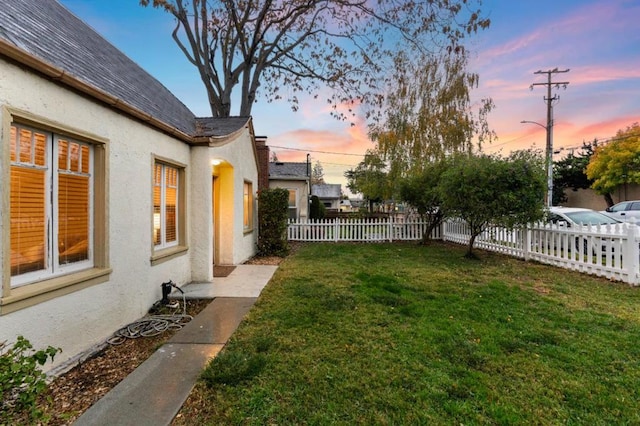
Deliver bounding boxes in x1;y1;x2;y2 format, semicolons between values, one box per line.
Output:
182;242;640;425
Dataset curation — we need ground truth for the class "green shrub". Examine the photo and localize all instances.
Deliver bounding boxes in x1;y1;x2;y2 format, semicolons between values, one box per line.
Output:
257;188;290;256
309;195;326;220
0;336;60;423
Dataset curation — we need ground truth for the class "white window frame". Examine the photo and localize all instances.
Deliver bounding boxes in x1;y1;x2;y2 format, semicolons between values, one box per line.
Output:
243;180;254;232
153;162;179;250
10;124;94;288
287;188;298;220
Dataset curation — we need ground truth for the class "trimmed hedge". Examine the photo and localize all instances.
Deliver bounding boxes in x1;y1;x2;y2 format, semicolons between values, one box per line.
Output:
257;188;290;256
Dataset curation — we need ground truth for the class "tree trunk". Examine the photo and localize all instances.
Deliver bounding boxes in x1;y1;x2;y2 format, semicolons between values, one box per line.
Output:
421;217;442;245
604;193;614;207
465;233;478;259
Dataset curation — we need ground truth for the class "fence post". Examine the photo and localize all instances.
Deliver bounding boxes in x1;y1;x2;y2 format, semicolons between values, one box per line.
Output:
523;225;531;261
622;223;640;285
334;218;339;242
388;216;393;242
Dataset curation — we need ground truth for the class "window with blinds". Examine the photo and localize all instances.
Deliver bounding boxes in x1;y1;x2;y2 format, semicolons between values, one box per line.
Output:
243;181;253;231
9;124;93;286
153;162;179;248
57;139;91;265
287;189;298;220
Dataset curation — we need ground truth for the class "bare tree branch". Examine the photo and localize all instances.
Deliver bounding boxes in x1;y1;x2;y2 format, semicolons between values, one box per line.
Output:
140;0;490;119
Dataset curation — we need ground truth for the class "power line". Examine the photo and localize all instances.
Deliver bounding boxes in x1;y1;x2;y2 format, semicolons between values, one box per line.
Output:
321;161;361;167
488;134;532;149
269;145;366;157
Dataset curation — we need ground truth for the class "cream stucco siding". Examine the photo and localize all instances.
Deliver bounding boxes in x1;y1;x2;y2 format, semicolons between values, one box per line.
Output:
0;58;256;371
209;131;259;265
189;146;214;281
269;179;309;220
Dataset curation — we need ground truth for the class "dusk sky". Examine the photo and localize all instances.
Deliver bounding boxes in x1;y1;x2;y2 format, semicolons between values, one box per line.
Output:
60;0;640;192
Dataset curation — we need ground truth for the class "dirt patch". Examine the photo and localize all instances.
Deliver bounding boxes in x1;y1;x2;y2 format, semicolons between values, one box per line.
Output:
244;256;283;265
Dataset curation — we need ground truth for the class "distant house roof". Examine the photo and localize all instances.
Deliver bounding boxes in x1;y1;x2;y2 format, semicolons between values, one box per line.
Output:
312;184;341;199
0;0;248;142
269;162;310;181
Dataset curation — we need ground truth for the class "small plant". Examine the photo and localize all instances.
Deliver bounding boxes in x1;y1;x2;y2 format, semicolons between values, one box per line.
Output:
0;336;60;423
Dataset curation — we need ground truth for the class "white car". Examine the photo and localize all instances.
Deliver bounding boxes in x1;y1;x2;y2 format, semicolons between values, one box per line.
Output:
602;200;640;223
547;207;622;254
549;207;622;227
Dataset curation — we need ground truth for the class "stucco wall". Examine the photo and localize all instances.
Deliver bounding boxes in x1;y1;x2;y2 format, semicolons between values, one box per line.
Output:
209;132;259;265
189;146;214;281
0;61;194;371
269;179;309;219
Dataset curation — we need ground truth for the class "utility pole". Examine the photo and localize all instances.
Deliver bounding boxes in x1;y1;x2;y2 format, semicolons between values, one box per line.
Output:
530;68;569;207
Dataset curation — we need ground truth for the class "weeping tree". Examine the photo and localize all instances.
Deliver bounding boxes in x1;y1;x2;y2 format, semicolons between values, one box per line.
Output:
370;49;495;184
140;0;490;118
370;47;495;244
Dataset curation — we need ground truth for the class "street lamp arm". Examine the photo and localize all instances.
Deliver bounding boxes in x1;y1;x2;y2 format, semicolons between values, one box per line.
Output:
520;120;547;130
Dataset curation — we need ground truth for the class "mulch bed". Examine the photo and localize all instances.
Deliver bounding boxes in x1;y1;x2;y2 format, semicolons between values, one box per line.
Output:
33;252;289;425
37;299;211;425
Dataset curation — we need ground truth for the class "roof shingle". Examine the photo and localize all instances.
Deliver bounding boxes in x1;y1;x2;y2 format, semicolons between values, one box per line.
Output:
269;162;310;180
0;0;250;139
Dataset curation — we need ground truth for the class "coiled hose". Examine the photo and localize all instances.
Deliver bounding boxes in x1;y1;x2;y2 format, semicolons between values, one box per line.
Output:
107;284;193;345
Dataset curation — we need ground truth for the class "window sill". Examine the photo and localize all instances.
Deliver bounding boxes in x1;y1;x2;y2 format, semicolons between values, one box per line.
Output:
243;228;254;235
150;245;188;266
1;267;112;315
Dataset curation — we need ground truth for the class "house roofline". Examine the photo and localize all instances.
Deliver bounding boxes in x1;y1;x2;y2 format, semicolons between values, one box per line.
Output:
0;38;195;143
269;177;310;181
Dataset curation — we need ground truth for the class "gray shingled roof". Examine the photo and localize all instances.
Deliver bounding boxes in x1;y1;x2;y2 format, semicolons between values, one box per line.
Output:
0;0;248;138
195;117;251;138
269;162;310;180
312;184;341;198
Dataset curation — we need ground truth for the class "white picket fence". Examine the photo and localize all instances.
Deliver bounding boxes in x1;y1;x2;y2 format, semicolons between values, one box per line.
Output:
287;217;440;242
287;217;640;285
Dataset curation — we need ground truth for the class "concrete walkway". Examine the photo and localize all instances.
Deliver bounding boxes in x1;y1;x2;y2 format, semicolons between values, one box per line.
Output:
74;265;278;426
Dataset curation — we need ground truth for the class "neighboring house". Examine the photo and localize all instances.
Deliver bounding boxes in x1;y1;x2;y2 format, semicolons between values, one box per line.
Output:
0;0;260;372
312;184;342;210
339;199;353;212
269;162;310;220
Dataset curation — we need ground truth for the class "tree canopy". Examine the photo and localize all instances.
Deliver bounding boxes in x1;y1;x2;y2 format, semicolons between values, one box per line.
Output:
310;161;325;185
552;141;597;206
439;151;546;258
140;0;490;118
345;151;390;212
586;123;640;204
398;159;449;243
370;49;495;180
